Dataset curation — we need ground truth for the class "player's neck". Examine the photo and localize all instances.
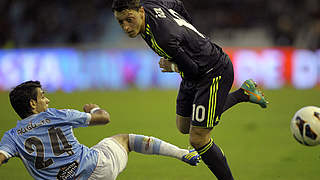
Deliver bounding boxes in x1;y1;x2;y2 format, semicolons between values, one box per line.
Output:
31;109;41;115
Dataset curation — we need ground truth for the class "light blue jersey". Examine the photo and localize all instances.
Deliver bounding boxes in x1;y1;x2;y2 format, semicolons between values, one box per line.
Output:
0;108;98;180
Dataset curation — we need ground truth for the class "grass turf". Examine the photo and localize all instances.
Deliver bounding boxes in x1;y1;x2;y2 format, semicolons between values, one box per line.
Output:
0;88;319;180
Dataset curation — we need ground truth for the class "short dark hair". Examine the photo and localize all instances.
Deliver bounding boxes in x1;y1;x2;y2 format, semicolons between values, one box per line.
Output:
112;0;141;12
9;81;42;119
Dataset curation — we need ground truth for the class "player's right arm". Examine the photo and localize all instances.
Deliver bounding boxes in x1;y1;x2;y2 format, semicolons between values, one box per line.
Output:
83;104;110;126
158;0;193;24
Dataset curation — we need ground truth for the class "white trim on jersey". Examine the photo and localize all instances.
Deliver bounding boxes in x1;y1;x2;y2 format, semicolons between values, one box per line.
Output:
0;150;11;159
86;113;92;125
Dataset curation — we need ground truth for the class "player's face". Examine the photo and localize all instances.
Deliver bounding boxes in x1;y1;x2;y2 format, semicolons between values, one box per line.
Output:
114;8;145;38
33;88;50;113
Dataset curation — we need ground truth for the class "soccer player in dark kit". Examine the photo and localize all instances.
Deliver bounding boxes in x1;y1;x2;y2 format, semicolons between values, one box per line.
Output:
112;0;268;179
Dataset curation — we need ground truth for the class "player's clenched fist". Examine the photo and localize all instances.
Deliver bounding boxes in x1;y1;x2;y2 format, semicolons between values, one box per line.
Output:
83;104;100;113
158;57;179;72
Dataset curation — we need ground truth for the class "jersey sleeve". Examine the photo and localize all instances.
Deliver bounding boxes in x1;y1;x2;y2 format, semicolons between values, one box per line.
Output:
53;109;91;128
170;47;199;78
0;131;18;161
165;31;200;78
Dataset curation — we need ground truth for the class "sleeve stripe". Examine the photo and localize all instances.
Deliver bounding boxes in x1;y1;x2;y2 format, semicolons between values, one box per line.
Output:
86;113;92;125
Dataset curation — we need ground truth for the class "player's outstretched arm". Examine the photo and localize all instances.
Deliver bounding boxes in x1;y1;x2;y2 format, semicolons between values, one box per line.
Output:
0;152;6;167
83;104;110;126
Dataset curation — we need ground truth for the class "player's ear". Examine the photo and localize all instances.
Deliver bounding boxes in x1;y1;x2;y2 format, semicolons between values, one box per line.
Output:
30;99;37;110
138;6;144;15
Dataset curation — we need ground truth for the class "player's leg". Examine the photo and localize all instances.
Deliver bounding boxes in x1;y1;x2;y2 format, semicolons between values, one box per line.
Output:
90;134;200;179
190;127;233;180
89;136;129;180
221;59;268;113
190;65;235;179
223;81;268;112
176;115;191;134
221;60;248;112
222;88;249;112
112;134;200;166
176;80;196;134
220;59;248;113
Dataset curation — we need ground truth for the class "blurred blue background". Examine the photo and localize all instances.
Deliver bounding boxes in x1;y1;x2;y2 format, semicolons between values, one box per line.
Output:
0;0;319;91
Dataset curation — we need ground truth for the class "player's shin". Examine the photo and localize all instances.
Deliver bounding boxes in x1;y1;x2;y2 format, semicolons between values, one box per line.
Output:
128;134;188;159
196;138;234;180
222;88;249;113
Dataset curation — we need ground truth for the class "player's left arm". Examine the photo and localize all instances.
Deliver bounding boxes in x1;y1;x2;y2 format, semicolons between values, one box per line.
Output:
158;45;199;75
159;57;179;72
170;47;199;77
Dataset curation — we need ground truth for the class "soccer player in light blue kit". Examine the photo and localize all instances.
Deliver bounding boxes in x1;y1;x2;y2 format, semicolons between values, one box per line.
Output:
0;81;200;180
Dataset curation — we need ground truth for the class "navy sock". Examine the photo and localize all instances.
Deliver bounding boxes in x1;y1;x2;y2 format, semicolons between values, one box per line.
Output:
223;88;249;113
196;138;234;180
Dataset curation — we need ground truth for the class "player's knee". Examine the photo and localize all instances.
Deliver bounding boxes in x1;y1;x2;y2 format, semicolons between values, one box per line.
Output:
189;134;208;149
112;134;130;152
113;134;129;140
176;115;190;134
189;128;212;149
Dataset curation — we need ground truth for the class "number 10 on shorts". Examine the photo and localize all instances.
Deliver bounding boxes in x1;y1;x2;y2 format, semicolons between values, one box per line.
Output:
192;104;206;122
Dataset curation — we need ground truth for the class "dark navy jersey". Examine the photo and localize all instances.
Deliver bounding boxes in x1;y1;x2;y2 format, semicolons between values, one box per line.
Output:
141;0;228;80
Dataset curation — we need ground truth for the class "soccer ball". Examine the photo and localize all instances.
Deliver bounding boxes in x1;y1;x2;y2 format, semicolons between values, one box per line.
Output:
290;106;320;146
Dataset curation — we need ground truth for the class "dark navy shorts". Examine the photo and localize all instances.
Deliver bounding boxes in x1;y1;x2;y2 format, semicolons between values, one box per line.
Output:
176;58;234;128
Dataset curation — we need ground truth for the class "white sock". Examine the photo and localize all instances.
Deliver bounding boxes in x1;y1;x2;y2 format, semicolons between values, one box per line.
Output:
128;134;188;160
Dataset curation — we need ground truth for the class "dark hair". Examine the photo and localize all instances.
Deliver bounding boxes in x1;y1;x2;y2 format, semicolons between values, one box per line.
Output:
9;81;42;119
112;0;141;12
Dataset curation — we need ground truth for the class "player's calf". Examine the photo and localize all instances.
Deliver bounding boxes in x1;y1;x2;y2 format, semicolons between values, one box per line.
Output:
195;138;234;180
128;134;200;166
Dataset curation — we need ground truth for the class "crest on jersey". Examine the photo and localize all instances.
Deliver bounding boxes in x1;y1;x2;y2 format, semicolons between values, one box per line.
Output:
153;8;166;18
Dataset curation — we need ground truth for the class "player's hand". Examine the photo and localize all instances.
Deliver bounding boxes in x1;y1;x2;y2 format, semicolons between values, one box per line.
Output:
158;57;179;72
83;104;100;113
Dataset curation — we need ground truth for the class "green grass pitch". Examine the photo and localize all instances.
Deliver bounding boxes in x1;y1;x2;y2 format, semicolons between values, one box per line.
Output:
0;88;319;180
